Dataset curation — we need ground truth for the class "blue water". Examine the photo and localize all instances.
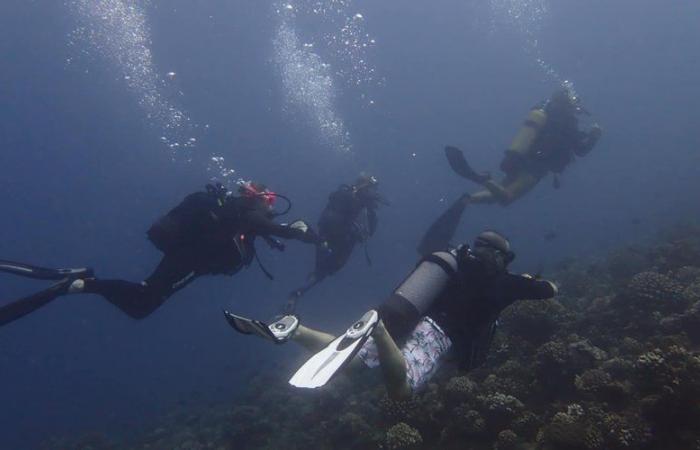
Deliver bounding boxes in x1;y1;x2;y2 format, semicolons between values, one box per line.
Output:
1;1;699;448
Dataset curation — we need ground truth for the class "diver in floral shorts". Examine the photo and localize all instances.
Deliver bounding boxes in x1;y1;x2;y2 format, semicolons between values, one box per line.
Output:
225;231;557;400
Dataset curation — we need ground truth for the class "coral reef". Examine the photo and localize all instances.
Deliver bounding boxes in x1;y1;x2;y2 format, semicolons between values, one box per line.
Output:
499;298;567;344
45;225;700;450
625;271;686;313
495;429;519;450
443;375;478;401
384;422;422;450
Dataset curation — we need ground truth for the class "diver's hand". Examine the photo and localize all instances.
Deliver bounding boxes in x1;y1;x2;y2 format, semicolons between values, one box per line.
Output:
523;273;558;296
289;220;309;233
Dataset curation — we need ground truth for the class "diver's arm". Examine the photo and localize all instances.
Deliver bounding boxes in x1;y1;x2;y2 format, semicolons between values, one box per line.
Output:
502;273;558;304
246;210;318;243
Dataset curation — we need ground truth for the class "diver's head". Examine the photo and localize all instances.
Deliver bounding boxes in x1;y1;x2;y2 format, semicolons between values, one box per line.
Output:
238;180;276;209
471;230;515;275
355;173;378;190
547;87;582;116
354;173;379;199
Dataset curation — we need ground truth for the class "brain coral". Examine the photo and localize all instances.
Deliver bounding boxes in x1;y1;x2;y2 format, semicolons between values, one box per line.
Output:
384;422;423;450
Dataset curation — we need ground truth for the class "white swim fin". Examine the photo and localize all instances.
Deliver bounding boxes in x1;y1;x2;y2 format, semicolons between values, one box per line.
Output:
289;310;378;389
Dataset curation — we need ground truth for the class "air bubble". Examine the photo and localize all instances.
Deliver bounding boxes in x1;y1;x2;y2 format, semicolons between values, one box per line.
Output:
68;0;197;153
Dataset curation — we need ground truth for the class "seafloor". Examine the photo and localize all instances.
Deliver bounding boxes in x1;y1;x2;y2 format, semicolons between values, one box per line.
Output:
44;224;700;450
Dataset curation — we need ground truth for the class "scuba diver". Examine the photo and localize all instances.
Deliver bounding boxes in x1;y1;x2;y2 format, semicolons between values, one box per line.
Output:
0;181;318;327
445;88;602;207
418;88;603;255
225;230;557;400
287;174;388;310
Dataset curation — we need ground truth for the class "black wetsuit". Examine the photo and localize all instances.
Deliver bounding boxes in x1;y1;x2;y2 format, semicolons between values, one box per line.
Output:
314;185;378;279
428;256;554;367
285;185;380;310
378;252;555;369
1;191;317;325
81;192;317;319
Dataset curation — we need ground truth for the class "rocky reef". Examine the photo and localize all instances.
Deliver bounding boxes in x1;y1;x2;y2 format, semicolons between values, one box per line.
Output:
44;225;700;450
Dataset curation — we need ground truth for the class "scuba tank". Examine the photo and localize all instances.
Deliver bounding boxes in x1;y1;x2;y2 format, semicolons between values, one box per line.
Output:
501;108;547;173
147;184;230;253
379;251;460;340
395;251;459;316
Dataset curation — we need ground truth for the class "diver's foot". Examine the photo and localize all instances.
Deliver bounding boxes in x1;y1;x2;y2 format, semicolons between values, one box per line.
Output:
55;277;91;295
67;279;86;294
59;267;95;280
347;310;379;339
268;315;299;342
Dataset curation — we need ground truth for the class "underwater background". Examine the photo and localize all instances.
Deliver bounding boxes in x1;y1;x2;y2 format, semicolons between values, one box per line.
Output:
1;0;699;449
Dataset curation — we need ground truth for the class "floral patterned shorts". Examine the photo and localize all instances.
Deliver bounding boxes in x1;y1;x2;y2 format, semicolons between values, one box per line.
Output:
357;316;452;392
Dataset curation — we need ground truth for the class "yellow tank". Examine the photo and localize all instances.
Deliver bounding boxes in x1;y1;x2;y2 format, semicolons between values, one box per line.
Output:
506;108;547;157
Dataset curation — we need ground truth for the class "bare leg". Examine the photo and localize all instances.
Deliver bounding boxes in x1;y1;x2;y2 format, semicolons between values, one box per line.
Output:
471;172;539;206
292;324;336;353
469;178;513;205
373;320;412;400
497;172;540;205
483;180;513;203
469;188;498;204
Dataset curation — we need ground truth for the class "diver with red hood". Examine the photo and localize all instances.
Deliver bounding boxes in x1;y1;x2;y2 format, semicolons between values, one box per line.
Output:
0;181;319;325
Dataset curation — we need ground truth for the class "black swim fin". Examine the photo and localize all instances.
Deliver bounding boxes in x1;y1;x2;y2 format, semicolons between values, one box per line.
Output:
0;260;93;281
223;310;278;340
416;194;470;257
0;279;72;327
0;260;94;327
223;310;298;344
444;146;491;183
